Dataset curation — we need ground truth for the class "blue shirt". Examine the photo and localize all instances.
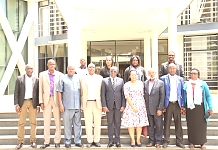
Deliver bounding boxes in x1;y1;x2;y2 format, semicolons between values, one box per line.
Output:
56;74;80;109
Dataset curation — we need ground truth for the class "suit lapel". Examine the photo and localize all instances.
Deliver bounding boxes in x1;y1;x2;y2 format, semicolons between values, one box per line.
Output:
32;77;36;89
145;80;149;95
46;71;50;85
22;75;26;92
150;79;158;95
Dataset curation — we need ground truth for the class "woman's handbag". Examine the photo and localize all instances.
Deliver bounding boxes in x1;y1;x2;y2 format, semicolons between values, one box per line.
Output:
141;126;148;136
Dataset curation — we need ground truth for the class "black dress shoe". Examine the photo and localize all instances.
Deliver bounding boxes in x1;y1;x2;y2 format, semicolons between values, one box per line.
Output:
75;143;83;147
93;142;101;147
40;144;50;149
116;142;121;147
65;144;71;148
31;142;37;148
55;143;60;148
15;143;23;150
176;143;185;148
107;143;114;147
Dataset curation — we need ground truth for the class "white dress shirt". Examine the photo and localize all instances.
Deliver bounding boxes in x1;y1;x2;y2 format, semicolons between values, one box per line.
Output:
169;74;178;102
24;74;33;99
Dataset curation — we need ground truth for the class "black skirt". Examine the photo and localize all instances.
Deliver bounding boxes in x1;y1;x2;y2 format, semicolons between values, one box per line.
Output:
186;104;207;145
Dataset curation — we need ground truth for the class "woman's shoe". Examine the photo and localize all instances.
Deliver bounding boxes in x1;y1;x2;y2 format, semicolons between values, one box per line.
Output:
130;144;136;147
189;143;194;149
201;144;206;150
136;143;142;147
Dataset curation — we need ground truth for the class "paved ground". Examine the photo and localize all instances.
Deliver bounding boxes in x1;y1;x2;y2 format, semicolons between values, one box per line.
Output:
0;94;217;113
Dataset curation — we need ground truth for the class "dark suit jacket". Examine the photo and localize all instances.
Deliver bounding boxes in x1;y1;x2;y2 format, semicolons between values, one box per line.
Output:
144;79;165;115
159;61;184;78
160;74;184;108
101;77;126;110
14;75;39;108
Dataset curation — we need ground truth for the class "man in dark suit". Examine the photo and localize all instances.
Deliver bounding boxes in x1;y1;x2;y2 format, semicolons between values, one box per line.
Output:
14;64;40;150
159;51;184;78
160;63;185;148
144;68;165;148
101;66;126;148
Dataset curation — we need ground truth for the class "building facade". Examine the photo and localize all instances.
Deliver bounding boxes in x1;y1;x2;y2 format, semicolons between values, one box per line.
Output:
0;0;217;102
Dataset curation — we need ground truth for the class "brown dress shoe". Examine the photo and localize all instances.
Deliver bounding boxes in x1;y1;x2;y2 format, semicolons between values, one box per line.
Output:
31;142;37;148
15;143;23;150
146;143;155;147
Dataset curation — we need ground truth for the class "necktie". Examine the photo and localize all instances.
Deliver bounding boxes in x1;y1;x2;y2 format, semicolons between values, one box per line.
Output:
112;78;115;90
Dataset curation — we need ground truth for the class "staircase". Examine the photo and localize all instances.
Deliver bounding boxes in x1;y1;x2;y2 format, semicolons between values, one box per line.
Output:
0;112;217;149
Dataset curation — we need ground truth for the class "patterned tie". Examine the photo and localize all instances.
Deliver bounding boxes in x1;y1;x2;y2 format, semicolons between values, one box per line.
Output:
112;78;115;90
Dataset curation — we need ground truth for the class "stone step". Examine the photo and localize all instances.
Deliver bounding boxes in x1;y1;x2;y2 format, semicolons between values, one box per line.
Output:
0;135;218;145
0;144;218;150
0;118;218;127
1;112;218;119
0;126;217;136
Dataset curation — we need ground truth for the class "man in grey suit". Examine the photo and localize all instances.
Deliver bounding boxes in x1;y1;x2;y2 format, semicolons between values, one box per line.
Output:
159;51;184;78
144;68;165;148
14;64;40;149
101;66;126;148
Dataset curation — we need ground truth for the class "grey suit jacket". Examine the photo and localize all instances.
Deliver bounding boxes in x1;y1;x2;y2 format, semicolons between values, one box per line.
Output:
159;61;184;78
14;75;39;108
101;77;126;110
144;78;165;115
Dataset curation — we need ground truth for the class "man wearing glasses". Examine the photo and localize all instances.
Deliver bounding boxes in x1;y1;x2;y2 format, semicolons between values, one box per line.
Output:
101;66;126;148
159;51;184;78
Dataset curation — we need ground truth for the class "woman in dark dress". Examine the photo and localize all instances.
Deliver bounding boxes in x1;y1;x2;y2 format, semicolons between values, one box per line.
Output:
100;56;120;78
123;55;147;83
183;68;213;149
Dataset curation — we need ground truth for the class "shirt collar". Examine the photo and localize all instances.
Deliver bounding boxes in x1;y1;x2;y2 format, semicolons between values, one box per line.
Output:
169;74;176;78
79;66;86;69
25;74;33;79
48;70;55;75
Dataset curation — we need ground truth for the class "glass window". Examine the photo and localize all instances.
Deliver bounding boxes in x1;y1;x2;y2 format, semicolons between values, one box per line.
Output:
7;0;18;32
90;41;115;68
184;35;218;90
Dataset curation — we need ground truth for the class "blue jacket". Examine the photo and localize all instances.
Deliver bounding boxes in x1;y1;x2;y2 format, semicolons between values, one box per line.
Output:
183;80;213;122
160;74;184;108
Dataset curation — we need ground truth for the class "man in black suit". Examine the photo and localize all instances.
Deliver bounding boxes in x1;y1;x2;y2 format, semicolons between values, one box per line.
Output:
14;64;40;150
159;51;184;78
101;66;126;148
144;68;165;148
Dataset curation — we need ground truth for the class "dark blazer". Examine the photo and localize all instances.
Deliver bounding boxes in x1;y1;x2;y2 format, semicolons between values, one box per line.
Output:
144;79;165;115
14;75;39;108
99;67;121;78
159;62;184;78
160;74;184;108
101;77;126;110
123;66;147;83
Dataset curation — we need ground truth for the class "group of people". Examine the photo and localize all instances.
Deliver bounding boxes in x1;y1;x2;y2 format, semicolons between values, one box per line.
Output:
14;51;213;150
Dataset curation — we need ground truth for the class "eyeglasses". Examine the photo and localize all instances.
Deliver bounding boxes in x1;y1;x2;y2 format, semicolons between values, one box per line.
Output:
168;55;175;56
190;73;198;75
110;71;117;73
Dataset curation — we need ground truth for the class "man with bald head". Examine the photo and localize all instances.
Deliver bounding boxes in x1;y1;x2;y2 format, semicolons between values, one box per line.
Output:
39;59;63;149
56;65;83;148
14;64;40;149
160;63;185;148
76;58;88;76
81;63;103;147
144;68;164;148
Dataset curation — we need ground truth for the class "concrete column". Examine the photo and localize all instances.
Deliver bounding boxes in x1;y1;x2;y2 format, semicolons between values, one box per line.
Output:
177;35;184;66
151;30;159;77
28;0;38;76
168;8;177;55
67;8;81;67
144;35;151;71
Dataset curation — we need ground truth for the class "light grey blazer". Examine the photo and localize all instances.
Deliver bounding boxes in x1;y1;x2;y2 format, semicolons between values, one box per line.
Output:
144;78;165;115
101;77;126;111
